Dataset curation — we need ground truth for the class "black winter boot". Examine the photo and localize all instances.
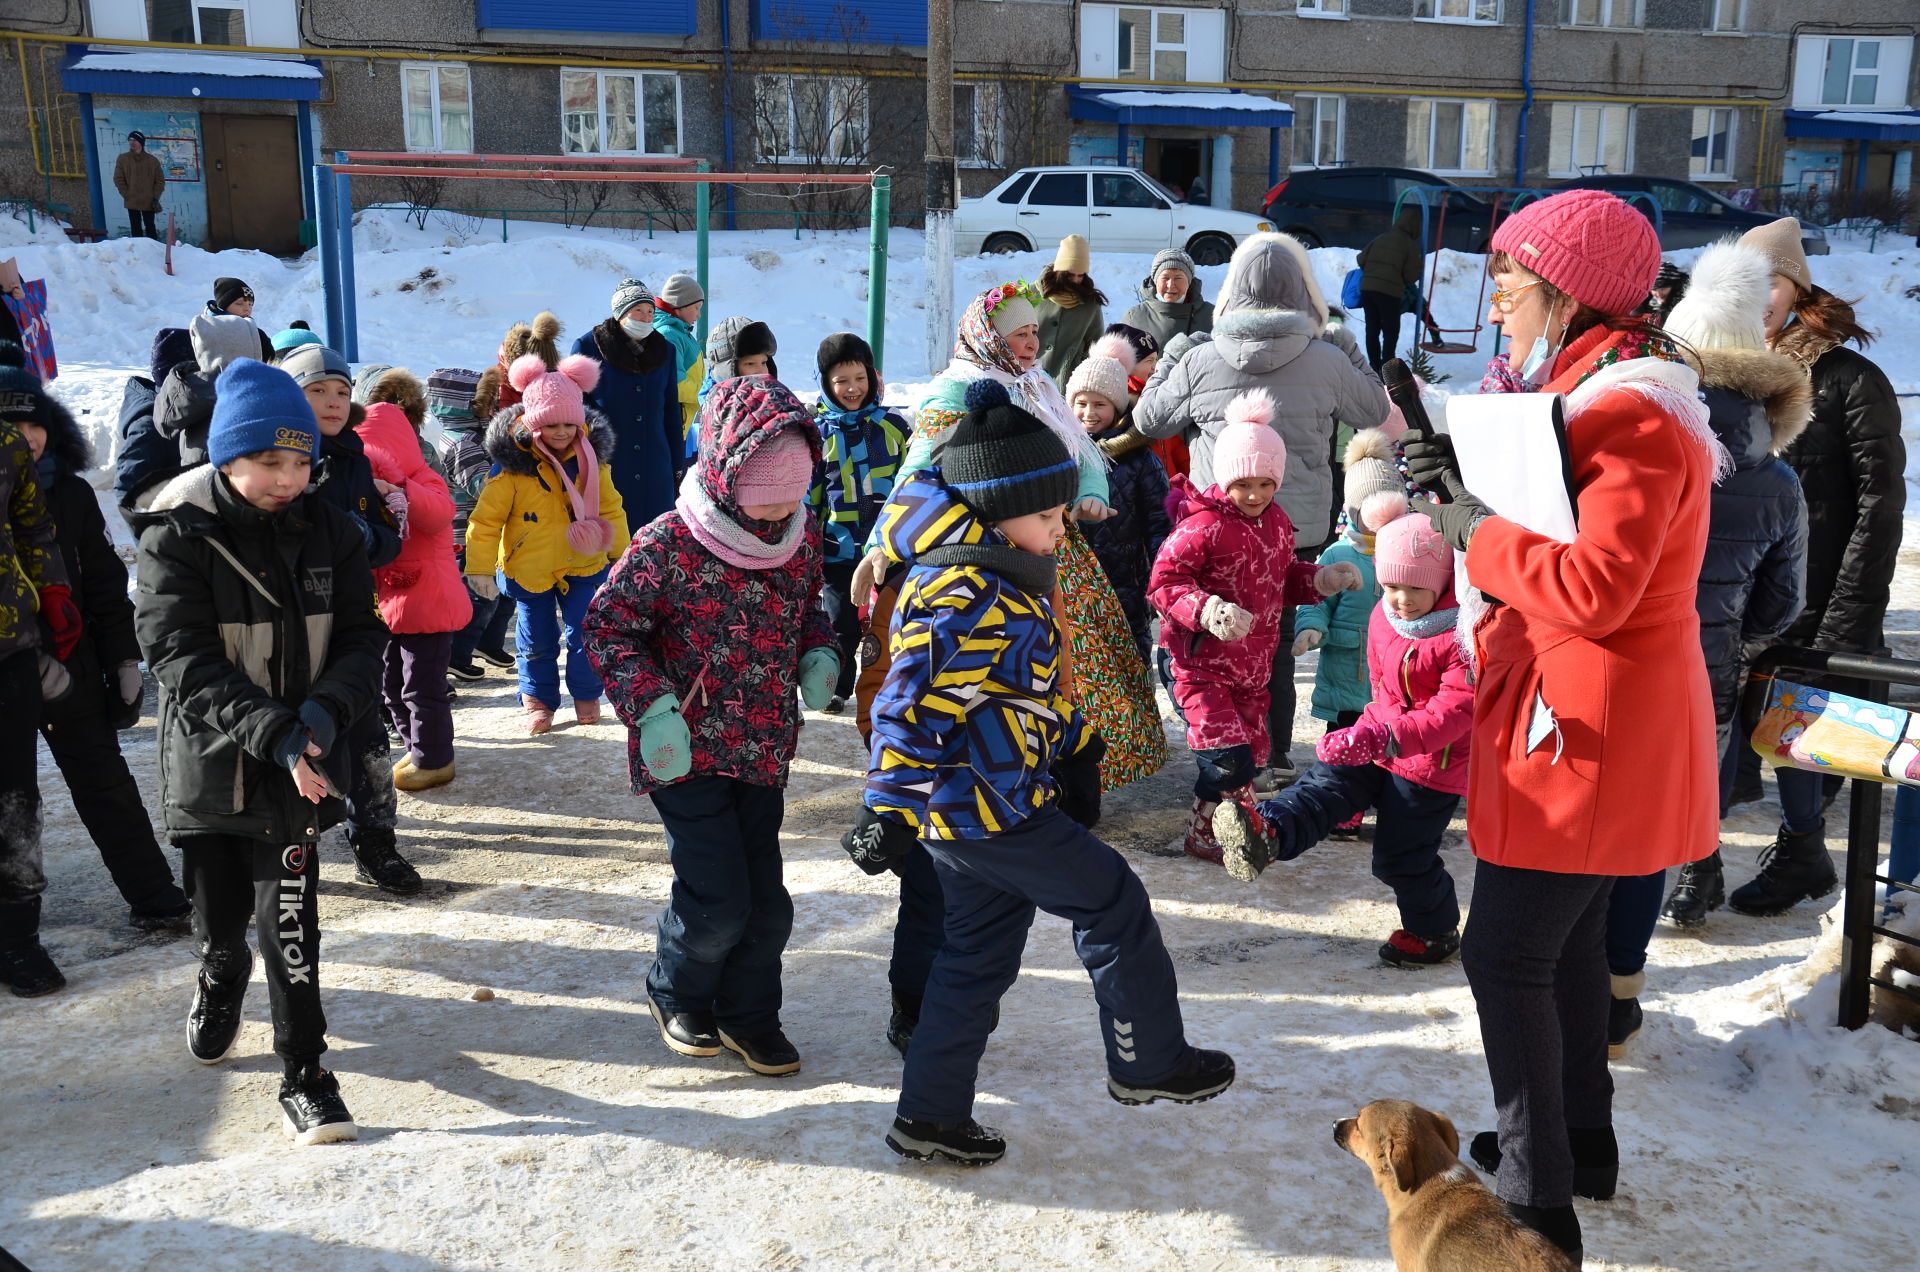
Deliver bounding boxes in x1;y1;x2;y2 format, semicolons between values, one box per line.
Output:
1470;1124;1618;1201
1107;1047;1235;1106
0;898;65;998
189;944;253;1063
887;1115;1006;1165
1504;1201;1582;1264
1662;851;1725;927
351;830;423;896
1607;971;1645;1060
1729;825;1837;916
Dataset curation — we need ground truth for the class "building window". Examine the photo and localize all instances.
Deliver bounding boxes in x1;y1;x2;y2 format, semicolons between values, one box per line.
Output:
1548;103;1632;177
1079;5;1227;82
1563;0;1640;27
954;83;1003;167
1408;99;1495;175
755;75;869;164
1709;0;1744;32
147;0;256;44
561;69;681;156
1793;35;1914;110
1298;0;1347;15
1415;0;1501;23
1689;107;1736;181
1294;94;1345;167
403;64;472;154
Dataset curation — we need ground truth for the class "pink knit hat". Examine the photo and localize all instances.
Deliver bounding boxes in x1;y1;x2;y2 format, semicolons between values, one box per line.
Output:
512;352;600;428
1369;500;1452;594
1211;390;1286;486
1490;189;1661;318
735;427;814;506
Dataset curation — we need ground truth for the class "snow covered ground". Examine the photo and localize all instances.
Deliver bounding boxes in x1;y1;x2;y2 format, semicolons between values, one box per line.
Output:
1;209;1918;1271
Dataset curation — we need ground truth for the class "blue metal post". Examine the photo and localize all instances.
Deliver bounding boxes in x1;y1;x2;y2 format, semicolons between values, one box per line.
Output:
78;93;107;235
333;152;358;361
313;162;344;350
1268;126;1280;189
296;101;316;221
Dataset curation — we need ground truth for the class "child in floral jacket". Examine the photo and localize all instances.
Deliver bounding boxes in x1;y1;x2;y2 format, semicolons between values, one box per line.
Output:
583;375;837;1080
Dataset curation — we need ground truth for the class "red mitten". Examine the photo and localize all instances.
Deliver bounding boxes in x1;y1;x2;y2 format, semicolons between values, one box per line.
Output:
1317;718;1391;767
38;584;83;662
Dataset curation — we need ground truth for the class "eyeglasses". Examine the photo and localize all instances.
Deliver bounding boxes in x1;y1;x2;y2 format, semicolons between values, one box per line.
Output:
1490;280;1543;313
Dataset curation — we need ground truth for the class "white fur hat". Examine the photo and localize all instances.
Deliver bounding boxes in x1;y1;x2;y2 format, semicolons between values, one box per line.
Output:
1662;240;1771;353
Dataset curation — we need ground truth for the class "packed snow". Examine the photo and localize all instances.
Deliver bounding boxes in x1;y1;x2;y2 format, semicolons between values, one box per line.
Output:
1;207;1918;1271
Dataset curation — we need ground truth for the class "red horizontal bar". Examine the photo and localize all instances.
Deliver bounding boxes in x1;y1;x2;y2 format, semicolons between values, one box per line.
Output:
328;165;878;185
341;152;700;167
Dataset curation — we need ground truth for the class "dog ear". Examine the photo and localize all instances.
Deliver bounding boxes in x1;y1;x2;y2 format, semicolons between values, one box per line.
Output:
1433;1110;1460;1157
1383;1127;1418;1193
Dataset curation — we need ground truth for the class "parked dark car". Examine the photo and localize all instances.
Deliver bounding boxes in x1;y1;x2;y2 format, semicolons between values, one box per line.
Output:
1554;174;1829;254
1260;167;1496;252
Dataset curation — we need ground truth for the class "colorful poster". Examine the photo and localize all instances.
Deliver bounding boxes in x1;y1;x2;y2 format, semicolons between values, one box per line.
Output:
93;108;209;246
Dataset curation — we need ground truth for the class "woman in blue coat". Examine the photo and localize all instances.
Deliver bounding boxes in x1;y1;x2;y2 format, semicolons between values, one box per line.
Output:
573;278;685;527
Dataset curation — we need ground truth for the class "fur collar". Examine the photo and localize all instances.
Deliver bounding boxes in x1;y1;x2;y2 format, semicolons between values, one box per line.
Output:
1693;348;1812;455
1566;356;1731;482
483;403;618;477
1212;308;1317;344
147;463;221;516
39;396;92;474
588;318;672;377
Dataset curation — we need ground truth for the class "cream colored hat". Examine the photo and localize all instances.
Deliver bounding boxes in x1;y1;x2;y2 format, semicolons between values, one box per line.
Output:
1054;234;1091;275
1737;217;1811;293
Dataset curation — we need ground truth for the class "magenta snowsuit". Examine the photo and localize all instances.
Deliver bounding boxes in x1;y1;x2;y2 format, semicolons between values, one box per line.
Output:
1149;474;1321;759
1353;588;1474;796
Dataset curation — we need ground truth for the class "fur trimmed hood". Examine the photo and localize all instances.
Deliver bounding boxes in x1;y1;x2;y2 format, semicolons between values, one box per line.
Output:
588;317;674;378
1695;347;1813;456
1214;232;1327;332
1210;307;1319;374
482;402;618;477
39;392;92;475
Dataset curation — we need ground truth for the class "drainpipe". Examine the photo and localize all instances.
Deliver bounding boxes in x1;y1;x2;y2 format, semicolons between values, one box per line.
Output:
719;0;737;229
1514;0;1536;186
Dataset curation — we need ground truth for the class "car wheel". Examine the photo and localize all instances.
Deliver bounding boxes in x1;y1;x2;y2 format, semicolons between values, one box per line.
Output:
981;232;1029;256
1282;227;1324;249
1186;233;1236;266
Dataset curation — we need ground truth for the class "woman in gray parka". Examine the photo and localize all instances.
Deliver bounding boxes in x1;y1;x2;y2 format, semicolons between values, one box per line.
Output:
1134;231;1389;783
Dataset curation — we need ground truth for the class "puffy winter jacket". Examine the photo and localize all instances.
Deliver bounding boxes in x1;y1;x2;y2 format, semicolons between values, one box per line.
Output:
1037;294;1106;387
311;421;402;570
0;417;66;665
467;404;628;594
572;319;684;528
39;397;139;684
865;470;1091;839
1120;278;1215;351
1769;330;1904;655
1692;349;1810;723
1353;595;1473;797
1295;531;1378;721
355;403;472;636
583;380;833;796
808;401;908;564
131;466;386;844
1082;424;1170;656
650;308;703;446
1356;218;1422;300
154;364;217;470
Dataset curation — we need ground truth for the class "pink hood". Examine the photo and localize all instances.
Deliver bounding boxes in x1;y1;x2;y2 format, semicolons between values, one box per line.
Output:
355;402;473;634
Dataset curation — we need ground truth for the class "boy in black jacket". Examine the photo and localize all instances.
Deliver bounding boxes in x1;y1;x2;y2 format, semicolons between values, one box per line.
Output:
132;358;387;1143
0;346;189;937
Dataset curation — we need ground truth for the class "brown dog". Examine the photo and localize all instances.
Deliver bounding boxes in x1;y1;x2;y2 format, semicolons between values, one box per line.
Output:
1335;1100;1577;1272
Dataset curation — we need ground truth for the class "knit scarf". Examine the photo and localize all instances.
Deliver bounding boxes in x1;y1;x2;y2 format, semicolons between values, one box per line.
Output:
1047;290;1083;310
676;467;807;570
529;431;615;555
916;541;1057;597
1386;605;1459;640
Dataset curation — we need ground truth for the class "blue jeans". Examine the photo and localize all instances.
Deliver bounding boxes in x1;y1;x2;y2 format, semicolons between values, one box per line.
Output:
646;777;792;1035
1775;767;1826;836
450;582;514;666
501;568;607;707
1889;785;1920;905
902;808;1190;1123
1604;869;1666;978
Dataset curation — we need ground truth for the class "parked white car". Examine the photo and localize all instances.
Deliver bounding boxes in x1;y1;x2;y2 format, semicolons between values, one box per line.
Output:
955;166;1275;265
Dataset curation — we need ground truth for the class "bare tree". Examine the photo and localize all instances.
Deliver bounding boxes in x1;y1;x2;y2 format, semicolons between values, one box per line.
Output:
393;175;446;231
525;177;618;230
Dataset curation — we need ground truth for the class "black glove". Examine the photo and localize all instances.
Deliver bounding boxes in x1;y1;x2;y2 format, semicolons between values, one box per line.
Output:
1412;491;1493;552
842;806;918;876
271;701;337;770
105;673;141;731
1052;732;1107;829
1399;427;1461;502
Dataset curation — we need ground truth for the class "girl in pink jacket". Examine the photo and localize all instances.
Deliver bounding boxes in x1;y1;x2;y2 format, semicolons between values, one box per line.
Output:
1148;390;1363;864
356;399;472;790
1213;498;1474;967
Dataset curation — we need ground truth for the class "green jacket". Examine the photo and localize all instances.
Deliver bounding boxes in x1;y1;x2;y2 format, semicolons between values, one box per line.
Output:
1036;296;1105;386
1294;535;1379;720
1357;225;1422;300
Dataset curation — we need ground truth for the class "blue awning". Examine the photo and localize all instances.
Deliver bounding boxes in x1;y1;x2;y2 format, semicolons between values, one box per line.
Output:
1068;86;1292;130
1784;109;1920;143
62;50;325;102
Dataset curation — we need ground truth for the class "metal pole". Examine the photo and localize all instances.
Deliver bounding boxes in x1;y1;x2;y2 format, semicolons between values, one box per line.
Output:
313;162;343;350
334;151;359;362
1840;774;1883;1029
924;0;957;379
868;175;890;373
78;93;106;236
695;159;711;350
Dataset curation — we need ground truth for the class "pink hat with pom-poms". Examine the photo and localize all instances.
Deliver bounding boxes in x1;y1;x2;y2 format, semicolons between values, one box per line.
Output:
1211;389;1286;486
513;352;601;430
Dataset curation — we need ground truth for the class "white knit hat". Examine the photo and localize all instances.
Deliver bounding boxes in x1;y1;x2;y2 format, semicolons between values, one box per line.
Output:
1064;332;1137;413
1662;240;1770;353
1342;428;1402;515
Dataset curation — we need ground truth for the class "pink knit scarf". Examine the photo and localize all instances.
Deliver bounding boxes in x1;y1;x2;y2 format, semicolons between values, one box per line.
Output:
530;430;615;555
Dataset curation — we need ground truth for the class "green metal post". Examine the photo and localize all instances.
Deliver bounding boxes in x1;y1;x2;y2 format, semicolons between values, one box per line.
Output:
695;160;711;349
867;174;890;372
501;209;508;243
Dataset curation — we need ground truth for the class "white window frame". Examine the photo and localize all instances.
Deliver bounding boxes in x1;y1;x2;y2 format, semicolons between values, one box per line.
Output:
1793;35;1915;110
1407;98;1496;177
754;75;871;165
1083;5;1227;83
953;82;1004;168
1562;0;1642;28
1297;0;1348;17
1547;103;1634;178
1415;0;1502;24
560;68;683;157
1293;94;1346;168
401;63;472;155
182;0;252;44
1689;106;1737;182
1708;0;1745;33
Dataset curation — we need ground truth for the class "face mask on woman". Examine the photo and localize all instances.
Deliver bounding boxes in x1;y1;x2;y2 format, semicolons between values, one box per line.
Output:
620;316;652;340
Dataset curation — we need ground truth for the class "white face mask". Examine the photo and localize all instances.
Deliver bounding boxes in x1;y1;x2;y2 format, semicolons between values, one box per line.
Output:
1517;298;1563;387
620;316;652;340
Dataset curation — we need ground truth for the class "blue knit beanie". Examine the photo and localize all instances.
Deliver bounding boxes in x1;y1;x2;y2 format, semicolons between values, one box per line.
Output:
208;358;320;468
271;327;323;355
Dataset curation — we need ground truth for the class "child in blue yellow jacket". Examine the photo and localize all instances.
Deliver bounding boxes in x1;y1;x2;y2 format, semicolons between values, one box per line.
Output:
848;380;1233;1166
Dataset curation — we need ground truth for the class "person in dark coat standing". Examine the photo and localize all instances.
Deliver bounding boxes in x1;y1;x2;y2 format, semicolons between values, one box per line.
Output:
1120;248;1215;352
2;348;191;937
573;278;684;527
1355;208;1423;371
1726;217;1904;917
113;132;165;240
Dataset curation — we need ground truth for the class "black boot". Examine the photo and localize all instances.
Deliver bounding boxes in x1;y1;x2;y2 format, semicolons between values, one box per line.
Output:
278;1063;358;1145
189;945;253;1063
1504;1201;1582;1264
0;898;65;998
1607;971;1645;1060
351;830;423;896
887;1116;1006;1165
1662;851;1725;928
1470;1125;1617;1201
1729;825;1837;916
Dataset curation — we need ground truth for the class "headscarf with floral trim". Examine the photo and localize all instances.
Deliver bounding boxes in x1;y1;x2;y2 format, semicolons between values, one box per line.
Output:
955;279;1043;375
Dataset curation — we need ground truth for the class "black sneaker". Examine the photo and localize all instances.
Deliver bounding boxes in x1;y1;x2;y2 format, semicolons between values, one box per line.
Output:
886;1115;1006;1165
447;660;486;682
129;900;194;934
647;991;721;1057
278;1065;358;1145
822;695;847;715
1379;928;1461;968
352;836;424;896
1729;825;1838;916
474;646;515;669
1662;851;1725;928
1107;1047;1235;1106
188;950;252;1063
0;940;65;998
719;1027;802;1075
1469;1127;1617;1201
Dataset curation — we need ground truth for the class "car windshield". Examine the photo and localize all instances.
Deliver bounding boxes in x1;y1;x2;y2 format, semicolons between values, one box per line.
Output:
1132;171;1186;204
1648;182;1717;214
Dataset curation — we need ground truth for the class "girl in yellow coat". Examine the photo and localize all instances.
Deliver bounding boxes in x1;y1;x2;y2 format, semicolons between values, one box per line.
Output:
465;354;628;734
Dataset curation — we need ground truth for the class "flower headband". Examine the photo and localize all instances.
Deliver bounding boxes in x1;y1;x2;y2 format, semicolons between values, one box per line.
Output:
982;280;1041;316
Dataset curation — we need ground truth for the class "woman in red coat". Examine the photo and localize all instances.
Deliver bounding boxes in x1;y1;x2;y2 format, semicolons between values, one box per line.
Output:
1402;189;1723;1264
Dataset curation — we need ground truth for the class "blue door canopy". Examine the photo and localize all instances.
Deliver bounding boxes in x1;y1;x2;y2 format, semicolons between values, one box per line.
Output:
1784;109;1920;142
63;49;325;101
1067;87;1294;131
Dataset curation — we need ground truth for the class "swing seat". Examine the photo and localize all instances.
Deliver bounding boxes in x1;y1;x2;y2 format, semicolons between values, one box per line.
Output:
1420;339;1476;354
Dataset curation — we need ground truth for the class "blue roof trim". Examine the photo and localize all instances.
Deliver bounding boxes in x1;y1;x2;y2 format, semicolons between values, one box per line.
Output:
1067;86;1293;130
61;56;325;102
1784;109;1920;142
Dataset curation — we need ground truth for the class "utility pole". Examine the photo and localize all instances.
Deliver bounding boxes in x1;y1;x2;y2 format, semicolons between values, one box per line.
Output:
924;0;956;377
